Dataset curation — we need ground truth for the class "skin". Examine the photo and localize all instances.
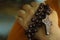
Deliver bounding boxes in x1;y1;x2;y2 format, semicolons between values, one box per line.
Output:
7;1;60;40
46;0;60;26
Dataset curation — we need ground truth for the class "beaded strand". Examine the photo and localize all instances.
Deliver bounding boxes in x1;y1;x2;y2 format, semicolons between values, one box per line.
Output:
25;3;51;40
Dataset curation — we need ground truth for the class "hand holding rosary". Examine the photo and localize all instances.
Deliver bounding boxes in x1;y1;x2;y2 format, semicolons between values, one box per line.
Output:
25;3;52;40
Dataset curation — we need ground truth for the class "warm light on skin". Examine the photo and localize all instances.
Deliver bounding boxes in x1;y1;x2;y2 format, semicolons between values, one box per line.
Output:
46;0;60;27
8;0;60;40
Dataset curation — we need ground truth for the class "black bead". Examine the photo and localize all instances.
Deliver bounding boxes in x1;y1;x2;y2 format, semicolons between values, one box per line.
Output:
31;33;35;36
41;15;46;19
40;13;46;19
40;12;45;15
27;34;31;38
29;23;36;28
37;7;43;12
26;30;33;37
29;28;37;33
35;19;39;23
28;29;32;32
36;22;42;27
44;5;49;9
31;17;37;22
26;31;34;36
43;10;51;15
43;5;51;15
35;13;39;16
39;3;45;9
38;15;42;19
46;10;51;15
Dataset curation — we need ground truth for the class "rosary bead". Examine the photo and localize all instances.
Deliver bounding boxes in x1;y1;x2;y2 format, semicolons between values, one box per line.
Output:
39;3;45;9
35;19;39;23
35;13;40;16
44;5;51;15
30;28;37;33
35;19;42;23
27;34;31;38
31;17;37;22
29;23;36;28
44;5;49;9
39;13;46;19
43;9;51;15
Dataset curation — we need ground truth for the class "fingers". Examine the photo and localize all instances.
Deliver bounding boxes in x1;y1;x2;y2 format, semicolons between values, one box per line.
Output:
18;10;26;19
19;2;39;16
22;4;33;14
18;10;25;26
18;17;24;26
21;2;40;20
18;2;40;29
31;2;39;11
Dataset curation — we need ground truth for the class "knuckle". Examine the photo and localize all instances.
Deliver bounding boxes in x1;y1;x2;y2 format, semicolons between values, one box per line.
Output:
22;4;32;10
31;2;39;7
31;2;39;12
18;10;26;14
22;4;34;14
18;10;26;19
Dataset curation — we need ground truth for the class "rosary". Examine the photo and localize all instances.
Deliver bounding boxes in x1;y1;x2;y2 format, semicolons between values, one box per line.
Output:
25;3;52;40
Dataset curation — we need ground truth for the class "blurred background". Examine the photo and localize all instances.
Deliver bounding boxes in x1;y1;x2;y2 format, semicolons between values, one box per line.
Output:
0;0;38;40
0;0;60;40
